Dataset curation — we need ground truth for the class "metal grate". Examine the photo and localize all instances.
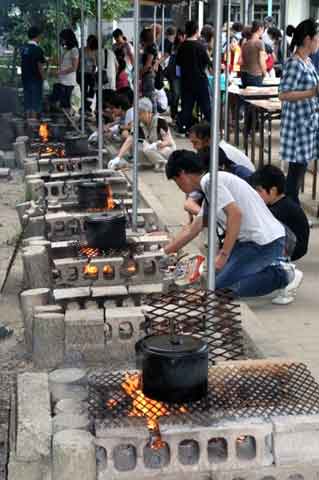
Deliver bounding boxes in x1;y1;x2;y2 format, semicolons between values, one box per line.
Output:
88;362;319;428
143;288;244;364
74;240;144;260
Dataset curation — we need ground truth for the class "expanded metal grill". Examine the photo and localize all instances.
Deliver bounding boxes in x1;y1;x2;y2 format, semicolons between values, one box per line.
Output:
75;240;145;259
143;288;243;364
88;362;319;428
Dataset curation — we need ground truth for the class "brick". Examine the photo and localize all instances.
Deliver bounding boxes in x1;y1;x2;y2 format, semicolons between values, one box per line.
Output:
16;373;51;462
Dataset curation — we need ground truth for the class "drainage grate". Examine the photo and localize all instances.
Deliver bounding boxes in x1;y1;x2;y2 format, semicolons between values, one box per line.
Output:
88;362;319;427
143;288;244;364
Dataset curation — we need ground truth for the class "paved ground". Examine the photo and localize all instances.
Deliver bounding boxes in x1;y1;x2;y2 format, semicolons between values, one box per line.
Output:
139;129;319;382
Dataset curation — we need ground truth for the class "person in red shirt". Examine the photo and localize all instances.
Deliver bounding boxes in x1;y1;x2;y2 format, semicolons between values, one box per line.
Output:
116;59;129;90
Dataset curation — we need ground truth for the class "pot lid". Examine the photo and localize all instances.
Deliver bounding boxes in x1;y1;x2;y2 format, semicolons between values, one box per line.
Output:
85;213;126;223
141;334;208;355
78;181;107;188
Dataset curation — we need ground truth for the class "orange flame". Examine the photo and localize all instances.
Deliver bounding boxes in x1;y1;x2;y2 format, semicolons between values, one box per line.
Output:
106;184;115;210
39;123;49;143
80;246;100;258
83;263;99;277
103;264;114;278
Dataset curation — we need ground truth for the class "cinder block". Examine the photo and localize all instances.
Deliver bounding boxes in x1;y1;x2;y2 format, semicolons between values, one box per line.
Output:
8;454;51;480
214;463;319;480
104;307;145;362
272;414;319;465
65;309;104;346
16;373;51;462
128;284;163;295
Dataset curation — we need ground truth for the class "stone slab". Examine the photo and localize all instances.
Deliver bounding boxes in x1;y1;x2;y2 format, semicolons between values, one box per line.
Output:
16;373;51;462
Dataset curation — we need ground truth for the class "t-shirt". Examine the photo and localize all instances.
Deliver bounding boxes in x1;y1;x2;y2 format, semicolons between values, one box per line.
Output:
241;39;265;76
176;39;211;87
21;41;45;83
164;38;173;56
269;196;309;261
59;47;79;86
142;44;158;68
124;107;134;126
219;140;256;171
199;171;285;245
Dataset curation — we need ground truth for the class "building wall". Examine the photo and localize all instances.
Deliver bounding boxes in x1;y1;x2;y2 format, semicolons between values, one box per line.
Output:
287;0;310;26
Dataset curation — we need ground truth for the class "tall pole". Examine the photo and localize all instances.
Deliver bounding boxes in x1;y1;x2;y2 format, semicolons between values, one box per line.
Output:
97;0;103;169
80;0;85;134
268;0;273;17
242;0;249;24
132;0;140;231
161;5;165;55
207;0;224;290
153;6;157;43
188;1;192;20
198;0;204;33
282;0;288;61
56;0;61;67
224;0;231;140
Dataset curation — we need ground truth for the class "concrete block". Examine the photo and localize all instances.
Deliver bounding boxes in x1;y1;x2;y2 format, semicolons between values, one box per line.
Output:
214;463;319;480
272;414;319;465
53;287;91;302
91;285;128;298
52;430;96;480
16;373;51;462
8;455;51;480
49;368;88;403
22;244;51;289
65;309;104;349
54;399;88;416
104;307;145;362
52;413;90;434
128;283;163;295
32;313;65;369
20;288;51;352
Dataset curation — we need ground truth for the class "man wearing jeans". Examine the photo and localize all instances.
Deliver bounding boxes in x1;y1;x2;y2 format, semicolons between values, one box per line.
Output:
164;150;302;302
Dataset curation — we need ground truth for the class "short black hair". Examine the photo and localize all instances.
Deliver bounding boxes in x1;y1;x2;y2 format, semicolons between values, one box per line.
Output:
113;28;123;39
109;94;130;111
117;87;134;106
28;26;41;40
185;20;198;38
166;150;206;179
189;122;211;140
250;165;286;194
60;28;78;49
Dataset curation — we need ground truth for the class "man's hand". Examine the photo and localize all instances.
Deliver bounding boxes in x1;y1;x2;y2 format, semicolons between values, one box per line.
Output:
215;251;229;271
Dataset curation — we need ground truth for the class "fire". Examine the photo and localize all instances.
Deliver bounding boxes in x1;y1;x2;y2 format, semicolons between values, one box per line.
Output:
83;263;99;277
106;398;118;408
106;184;115;210
126;259;137;275
39;123;49;143
122;373;169;422
80;246;100;258
103;264;114;277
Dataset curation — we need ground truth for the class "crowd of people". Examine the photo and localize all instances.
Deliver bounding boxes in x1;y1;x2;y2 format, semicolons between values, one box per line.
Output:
17;14;318;316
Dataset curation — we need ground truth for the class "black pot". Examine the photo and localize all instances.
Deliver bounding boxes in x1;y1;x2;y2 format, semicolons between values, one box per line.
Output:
65;134;89;156
140;334;208;404
84;213;127;250
50;123;67;141
78;181;108;210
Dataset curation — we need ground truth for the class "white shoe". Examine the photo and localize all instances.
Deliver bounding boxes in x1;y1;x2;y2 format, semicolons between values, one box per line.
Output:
272;267;303;305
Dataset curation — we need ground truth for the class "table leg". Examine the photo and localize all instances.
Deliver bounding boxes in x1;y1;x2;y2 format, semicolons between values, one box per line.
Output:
234;95;240;147
259;110;265;168
251;106;256;167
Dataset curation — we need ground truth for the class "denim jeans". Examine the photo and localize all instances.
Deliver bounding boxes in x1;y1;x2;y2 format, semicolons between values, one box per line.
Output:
23;80;43;113
216;237;288;297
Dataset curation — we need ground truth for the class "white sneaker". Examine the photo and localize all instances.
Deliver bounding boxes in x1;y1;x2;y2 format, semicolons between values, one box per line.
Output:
272;267;303;305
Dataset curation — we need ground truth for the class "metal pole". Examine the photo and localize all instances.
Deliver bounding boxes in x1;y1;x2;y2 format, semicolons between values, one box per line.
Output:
242;0;249;24
207;0;224;291
80;0;85;134
132;0;140;231
282;0;288;62
188;1;192;20
153;6;157;43
224;0;231;139
198;0;204;33
161;5;165;56
56;0;61;67
268;0;273;17
97;0;103;169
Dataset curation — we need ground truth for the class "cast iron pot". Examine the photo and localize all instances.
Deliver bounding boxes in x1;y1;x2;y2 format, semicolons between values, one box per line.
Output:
84;213;127;250
78;181;108;210
65;134;89;156
139;334;208;404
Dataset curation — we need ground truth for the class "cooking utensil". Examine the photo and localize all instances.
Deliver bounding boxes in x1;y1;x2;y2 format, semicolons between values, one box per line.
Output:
78;181;109;210
139;334;208;403
84;213;127;250
64;134;89;157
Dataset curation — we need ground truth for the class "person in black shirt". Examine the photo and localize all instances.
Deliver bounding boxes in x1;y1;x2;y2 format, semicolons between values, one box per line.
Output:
20;26;46;118
250;165;310;261
140;28;159;112
176;20;211;133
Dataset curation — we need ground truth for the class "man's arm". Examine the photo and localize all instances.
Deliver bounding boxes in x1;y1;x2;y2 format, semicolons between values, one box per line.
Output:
164;215;203;254
215;202;242;270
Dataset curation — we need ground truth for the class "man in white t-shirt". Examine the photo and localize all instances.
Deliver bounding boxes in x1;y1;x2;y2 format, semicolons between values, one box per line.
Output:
164;150;301;302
